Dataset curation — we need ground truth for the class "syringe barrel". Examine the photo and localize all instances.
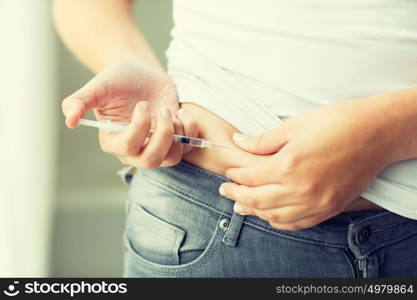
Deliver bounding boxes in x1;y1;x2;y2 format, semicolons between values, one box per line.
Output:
173;135;206;147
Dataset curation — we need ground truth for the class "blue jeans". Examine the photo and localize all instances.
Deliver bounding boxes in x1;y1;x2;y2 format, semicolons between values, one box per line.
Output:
121;161;417;277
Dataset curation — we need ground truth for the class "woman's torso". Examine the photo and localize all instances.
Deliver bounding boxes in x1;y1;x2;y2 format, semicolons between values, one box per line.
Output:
168;0;417;128
169;0;417;213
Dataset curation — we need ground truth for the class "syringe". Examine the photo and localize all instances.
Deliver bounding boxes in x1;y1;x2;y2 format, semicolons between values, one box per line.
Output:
78;119;229;149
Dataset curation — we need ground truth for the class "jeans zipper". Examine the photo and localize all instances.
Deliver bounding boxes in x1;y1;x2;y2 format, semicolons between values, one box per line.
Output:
345;248;366;278
356;258;365;278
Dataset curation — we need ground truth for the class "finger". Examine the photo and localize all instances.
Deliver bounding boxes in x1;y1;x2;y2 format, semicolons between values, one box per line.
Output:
232;202;257;216
61;80;102;129
157;84;179;111
232;125;287;155
269;212;334;231
225;161;279;186
98;101;151;155
138;107;174;169
231;202;327;231
62;95;91;128
160;115;184;167
219;182;288;209
120;101;152;155
176;108;199;153
237;204;312;224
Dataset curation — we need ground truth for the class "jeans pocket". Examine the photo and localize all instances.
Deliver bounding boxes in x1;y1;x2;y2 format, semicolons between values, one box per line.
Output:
124;172;223;275
126;203;186;266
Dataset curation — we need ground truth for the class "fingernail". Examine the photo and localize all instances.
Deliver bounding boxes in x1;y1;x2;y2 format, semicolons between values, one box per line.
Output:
161;107;171;119
233;133;248;143
139;102;149;112
219;185;226;196
234;203;245;214
224;171;231;180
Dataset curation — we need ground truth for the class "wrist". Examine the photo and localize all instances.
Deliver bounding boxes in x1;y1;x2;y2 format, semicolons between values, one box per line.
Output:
340;97;398;169
97;50;165;74
353;91;417;165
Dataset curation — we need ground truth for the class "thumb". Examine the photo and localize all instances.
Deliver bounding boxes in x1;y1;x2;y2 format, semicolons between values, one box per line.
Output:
61;85;99;129
232;126;287;155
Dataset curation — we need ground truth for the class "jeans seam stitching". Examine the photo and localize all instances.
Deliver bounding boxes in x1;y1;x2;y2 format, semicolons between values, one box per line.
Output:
361;229;417;256
243;221;347;247
140;173;349;247
137;171;348;247
342;248;358;278
178;161;229;182
139;173;231;217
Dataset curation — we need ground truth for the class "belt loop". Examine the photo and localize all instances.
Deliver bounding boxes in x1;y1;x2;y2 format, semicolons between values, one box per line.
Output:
222;212;245;247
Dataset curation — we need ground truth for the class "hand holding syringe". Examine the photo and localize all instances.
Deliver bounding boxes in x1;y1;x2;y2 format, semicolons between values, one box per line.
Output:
79;119;228;149
61;61;215;168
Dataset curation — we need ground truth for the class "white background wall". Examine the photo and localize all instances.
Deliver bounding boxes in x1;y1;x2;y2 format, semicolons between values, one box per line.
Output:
0;0;173;277
0;0;58;276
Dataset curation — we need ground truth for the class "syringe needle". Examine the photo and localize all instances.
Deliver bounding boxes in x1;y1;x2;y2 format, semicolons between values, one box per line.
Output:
211;144;229;149
78;119;228;149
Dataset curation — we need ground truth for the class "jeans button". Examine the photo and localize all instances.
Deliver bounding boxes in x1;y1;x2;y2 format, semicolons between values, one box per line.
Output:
356;226;370;244
219;219;230;232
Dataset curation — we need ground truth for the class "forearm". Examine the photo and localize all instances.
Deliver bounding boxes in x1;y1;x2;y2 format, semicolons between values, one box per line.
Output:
355;88;417;164
52;0;162;73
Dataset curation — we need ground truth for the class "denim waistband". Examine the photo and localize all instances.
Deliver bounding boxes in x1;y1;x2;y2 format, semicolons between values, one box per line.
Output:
131;161;417;253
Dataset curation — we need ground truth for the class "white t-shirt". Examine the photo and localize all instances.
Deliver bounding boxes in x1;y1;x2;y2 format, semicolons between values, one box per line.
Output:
166;0;417;219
